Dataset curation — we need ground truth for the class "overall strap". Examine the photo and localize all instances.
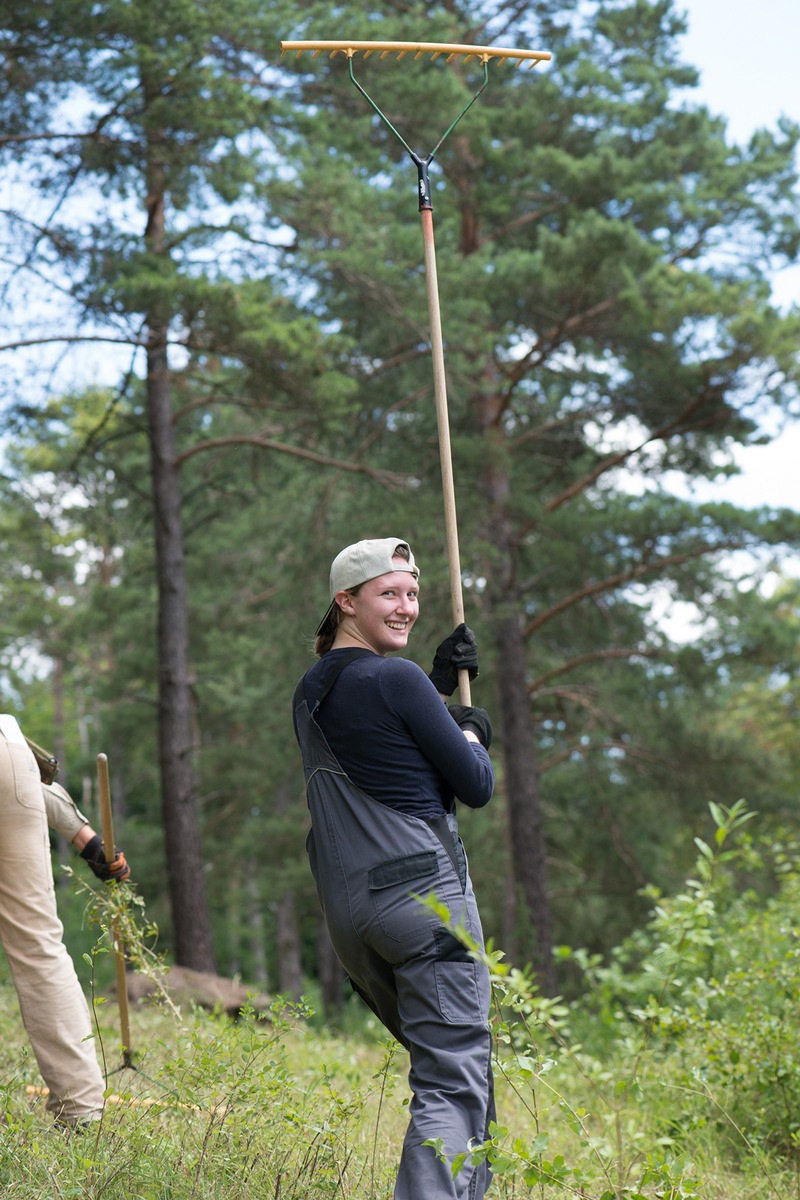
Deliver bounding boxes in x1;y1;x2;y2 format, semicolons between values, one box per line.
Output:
427;815;466;892
307;648;374;715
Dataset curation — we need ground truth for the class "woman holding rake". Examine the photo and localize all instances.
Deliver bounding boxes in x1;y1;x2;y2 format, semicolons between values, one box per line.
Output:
293;536;495;1199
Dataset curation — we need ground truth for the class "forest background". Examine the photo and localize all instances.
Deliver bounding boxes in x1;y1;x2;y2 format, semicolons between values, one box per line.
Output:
1;0;800;1019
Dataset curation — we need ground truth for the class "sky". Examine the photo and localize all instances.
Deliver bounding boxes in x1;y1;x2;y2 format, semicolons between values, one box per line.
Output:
675;0;800;510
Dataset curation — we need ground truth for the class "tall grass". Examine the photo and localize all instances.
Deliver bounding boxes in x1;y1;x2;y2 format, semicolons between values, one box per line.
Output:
1;801;798;1198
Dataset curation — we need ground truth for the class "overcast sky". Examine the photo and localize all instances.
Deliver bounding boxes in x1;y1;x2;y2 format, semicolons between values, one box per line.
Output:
676;0;800;510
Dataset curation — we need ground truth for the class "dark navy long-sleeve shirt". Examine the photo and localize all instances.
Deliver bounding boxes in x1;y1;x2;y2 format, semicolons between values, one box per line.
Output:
298;649;494;821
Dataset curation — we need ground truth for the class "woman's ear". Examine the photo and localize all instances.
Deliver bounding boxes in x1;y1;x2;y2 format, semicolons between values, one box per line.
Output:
336;591;357;617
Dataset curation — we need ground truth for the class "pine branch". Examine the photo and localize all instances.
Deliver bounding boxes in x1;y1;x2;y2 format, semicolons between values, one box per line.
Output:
527;646;658;695
174;434;411;491
523;542;741;639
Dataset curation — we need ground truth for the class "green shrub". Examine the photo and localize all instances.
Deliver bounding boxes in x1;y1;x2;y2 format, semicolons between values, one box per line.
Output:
3;802;799;1198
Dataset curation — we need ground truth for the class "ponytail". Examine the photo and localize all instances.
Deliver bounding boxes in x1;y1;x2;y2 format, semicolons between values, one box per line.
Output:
314;580;366;656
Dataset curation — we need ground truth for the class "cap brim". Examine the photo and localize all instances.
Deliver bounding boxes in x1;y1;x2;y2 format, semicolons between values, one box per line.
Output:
315;598;337;638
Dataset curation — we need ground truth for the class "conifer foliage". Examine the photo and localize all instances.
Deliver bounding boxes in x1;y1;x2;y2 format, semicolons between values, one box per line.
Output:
1;0;799;988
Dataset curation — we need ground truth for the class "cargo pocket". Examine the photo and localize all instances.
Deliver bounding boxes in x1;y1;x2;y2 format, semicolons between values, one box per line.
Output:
434;958;485;1024
368;851;439;942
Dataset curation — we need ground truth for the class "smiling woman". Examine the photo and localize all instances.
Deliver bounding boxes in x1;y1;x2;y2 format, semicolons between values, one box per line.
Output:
293;536;495;1199
334;566;420;656
314;538;419;656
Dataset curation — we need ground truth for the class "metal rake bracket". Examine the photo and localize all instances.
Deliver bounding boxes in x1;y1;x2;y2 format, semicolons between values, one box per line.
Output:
280;38;550;210
279;35;551;703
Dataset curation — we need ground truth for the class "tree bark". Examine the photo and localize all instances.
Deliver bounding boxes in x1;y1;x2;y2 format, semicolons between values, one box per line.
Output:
317;915;345;1024
276;890;303;1000
143;132;215;972
246;873;269;987
52;652;70;887
491;606;556;994
270;780;303;997
145;335;215;970
479;378;556;994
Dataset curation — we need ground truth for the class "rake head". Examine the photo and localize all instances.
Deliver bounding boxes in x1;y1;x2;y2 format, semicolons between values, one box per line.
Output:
280;39;551;71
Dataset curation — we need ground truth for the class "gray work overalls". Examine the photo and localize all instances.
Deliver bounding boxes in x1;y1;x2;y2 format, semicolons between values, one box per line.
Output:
293;652;495;1200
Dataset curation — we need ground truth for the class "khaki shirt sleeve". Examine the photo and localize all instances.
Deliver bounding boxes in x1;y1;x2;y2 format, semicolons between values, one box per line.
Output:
42;779;90;844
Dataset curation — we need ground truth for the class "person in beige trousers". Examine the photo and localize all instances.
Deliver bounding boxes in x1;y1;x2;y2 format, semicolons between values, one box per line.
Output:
0;715;130;1128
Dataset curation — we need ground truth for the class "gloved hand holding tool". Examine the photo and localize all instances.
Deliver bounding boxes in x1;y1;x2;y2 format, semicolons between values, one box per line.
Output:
79;835;131;882
448;703;493;749
429;623;480;696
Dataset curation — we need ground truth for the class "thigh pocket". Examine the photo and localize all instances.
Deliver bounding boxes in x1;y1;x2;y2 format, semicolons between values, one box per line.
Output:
434;957;487;1024
0;742;44;811
368;851;440;943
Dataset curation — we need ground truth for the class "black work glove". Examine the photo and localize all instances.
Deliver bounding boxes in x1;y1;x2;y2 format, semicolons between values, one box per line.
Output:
448;704;493;749
80;834;131;882
429;623;480;697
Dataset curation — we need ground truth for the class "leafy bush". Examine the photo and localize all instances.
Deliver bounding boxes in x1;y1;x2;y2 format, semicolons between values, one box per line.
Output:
565;802;800;1165
425;800;800;1197
3;803;799;1197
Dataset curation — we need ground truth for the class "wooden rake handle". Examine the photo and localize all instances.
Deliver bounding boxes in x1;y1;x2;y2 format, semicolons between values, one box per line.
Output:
96;753;133;1068
419;208;472;706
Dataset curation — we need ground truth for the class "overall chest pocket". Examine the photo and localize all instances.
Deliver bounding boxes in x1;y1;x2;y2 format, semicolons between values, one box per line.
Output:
368;851;440;942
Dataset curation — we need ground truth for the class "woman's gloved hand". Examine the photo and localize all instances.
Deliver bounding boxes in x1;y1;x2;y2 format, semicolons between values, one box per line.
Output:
448;704;492;749
429;624;479;696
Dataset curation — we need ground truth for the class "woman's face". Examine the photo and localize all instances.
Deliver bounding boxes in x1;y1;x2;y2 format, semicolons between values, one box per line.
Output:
337;567;419;655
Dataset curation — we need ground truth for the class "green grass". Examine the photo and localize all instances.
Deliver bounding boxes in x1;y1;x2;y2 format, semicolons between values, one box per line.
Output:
0;982;403;1199
0;976;795;1200
5;804;800;1199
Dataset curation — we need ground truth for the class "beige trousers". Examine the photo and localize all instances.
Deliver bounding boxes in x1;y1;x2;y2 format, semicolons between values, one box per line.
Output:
0;735;105;1122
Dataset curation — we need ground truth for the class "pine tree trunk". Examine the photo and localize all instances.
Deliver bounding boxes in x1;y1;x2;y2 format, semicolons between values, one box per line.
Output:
52;652;70;888
491;605;556;994
144;142;215;973
144;336;215;971
479;381;556;993
317;916;344;1023
242;874;268;987
276;890;303;1000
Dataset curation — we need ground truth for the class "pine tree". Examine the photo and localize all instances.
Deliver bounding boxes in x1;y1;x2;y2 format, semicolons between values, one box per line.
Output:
0;0;348;968
273;0;800;987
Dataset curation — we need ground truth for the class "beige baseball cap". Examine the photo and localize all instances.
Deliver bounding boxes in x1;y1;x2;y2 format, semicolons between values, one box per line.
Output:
316;538;419;635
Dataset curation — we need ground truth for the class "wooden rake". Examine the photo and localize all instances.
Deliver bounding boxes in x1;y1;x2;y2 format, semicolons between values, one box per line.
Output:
96;752;133;1069
280;39;551;702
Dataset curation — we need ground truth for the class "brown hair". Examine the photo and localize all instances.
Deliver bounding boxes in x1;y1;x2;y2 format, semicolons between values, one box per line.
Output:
314;587;359;657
